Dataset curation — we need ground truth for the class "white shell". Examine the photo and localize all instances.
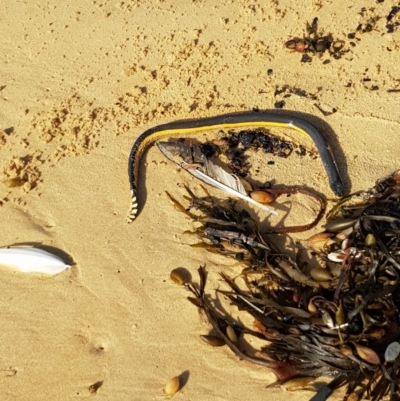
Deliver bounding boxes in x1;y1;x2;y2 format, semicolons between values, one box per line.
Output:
328;247;360;263
0;246;71;275
384;341;400;362
327;250;345;263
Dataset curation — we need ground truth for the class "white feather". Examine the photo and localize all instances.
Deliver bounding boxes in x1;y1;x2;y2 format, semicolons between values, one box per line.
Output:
0;246;71;275
206;159;248;195
184;159;277;215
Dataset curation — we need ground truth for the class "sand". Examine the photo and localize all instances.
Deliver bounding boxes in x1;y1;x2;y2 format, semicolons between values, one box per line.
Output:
1;1;400;400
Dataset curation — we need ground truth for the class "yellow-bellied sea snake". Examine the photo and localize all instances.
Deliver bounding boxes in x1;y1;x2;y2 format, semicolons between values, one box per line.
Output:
127;110;343;222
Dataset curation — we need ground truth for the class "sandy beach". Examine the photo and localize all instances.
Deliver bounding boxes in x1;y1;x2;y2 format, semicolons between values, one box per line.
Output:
1;1;400;400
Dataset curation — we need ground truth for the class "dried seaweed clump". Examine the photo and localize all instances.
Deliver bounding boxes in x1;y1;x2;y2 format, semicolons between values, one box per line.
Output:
174;170;400;401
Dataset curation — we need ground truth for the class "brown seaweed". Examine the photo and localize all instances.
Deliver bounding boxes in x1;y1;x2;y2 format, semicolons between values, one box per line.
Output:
174;170;400;401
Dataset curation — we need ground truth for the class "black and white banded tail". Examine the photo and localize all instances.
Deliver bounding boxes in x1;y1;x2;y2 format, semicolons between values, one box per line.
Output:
126;189;139;223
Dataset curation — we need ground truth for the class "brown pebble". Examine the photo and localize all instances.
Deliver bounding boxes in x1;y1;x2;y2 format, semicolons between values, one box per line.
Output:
170;269;186;285
164;376;180;396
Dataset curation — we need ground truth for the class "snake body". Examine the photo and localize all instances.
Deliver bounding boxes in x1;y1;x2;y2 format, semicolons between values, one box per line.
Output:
127;111;343;222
